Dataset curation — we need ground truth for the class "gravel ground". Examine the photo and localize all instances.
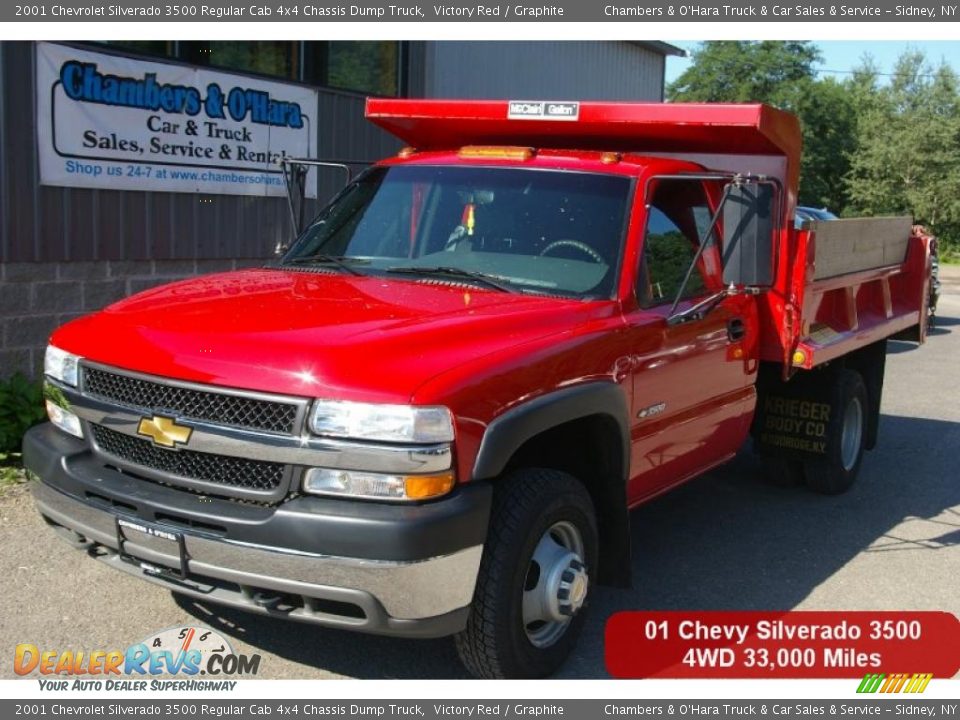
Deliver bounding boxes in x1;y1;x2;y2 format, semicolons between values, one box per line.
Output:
2;266;958;679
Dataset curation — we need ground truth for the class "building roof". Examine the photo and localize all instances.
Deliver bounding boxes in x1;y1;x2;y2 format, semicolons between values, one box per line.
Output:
631;41;686;58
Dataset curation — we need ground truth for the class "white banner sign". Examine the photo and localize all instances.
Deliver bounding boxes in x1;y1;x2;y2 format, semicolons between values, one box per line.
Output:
37;43;319;198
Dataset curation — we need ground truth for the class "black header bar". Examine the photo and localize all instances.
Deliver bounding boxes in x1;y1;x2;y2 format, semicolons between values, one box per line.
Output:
5;0;959;22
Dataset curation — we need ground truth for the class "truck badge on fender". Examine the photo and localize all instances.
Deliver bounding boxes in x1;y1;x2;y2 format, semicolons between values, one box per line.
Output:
637;402;666;420
137;415;192;448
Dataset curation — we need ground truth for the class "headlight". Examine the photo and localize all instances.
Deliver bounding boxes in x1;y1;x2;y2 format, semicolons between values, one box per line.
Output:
44;345;81;387
309;400;454;444
303;468;455;502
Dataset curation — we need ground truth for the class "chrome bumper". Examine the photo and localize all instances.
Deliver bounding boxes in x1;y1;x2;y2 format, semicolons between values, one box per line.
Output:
32;480;482;637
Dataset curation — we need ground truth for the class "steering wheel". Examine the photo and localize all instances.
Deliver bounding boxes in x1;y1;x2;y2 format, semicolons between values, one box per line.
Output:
539;239;605;264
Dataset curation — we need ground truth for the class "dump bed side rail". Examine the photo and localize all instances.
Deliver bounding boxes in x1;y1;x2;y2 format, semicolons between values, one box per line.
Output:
772;223;931;373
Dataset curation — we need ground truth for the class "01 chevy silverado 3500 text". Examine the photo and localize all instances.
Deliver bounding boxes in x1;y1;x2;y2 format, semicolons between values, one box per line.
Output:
25;101;932;678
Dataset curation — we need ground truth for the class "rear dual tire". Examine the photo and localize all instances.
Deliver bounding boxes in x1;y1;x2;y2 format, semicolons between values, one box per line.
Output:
803;369;868;495
761;369;868;495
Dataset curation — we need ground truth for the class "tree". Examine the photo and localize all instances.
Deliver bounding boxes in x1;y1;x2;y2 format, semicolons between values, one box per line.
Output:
667;42;960;255
844;52;960;253
667;41;821;105
667;42;857;214
791;78;858;211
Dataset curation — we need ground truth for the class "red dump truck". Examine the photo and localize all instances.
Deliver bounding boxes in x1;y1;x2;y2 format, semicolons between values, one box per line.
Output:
26;101;932;678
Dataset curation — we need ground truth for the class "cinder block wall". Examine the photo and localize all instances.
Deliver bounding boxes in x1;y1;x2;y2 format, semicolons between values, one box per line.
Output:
0;259;264;378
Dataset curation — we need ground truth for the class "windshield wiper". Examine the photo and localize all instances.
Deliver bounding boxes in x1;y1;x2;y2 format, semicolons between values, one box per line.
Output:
282;254;367;276
385;266;513;292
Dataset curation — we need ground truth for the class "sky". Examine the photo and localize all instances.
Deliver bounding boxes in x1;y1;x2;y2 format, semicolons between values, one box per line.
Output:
664;41;960;87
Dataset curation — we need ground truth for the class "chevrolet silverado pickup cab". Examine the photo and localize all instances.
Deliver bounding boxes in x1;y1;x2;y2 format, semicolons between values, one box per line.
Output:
25;101;932;679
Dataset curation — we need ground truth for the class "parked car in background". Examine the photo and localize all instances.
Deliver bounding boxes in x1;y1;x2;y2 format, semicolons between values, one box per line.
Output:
794;206;838;228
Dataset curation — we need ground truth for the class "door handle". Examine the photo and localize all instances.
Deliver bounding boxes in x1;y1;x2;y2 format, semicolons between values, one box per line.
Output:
727;317;746;341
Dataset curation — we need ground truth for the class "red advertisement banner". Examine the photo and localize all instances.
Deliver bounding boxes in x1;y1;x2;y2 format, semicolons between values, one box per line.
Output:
605;611;960;679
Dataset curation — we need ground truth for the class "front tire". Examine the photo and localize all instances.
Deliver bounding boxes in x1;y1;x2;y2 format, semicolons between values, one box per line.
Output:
455;468;598;679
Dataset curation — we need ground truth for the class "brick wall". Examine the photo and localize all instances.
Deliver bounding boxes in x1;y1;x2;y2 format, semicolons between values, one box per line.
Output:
0;258;265;378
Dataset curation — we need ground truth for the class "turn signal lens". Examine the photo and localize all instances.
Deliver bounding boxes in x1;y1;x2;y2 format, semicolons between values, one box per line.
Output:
404;472;456;500
303;468;455;502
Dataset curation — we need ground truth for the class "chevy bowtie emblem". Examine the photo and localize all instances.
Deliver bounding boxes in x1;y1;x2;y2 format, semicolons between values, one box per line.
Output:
137;415;192;448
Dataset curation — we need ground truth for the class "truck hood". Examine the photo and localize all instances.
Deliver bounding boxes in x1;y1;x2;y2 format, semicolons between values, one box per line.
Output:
52;269;608;403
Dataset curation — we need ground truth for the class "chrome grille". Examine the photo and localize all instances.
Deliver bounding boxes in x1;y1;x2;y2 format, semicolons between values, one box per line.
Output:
83;366;299;434
92;425;285;494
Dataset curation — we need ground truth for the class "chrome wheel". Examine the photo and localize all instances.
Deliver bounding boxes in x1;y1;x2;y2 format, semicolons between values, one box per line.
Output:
840;396;864;471
522;520;588;648
456;469;598;678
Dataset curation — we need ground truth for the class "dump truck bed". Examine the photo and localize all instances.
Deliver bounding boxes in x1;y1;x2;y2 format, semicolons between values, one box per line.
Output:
811;216;912;280
777;218;932;371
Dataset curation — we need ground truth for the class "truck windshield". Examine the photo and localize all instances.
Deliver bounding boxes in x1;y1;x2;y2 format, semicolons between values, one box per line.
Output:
281;165;632;298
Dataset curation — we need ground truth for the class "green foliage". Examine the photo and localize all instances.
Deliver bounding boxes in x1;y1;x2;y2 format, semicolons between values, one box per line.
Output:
668;41;821;103
0;373;46;456
645;231;704;303
667;42;856;213
667;42;960;255
0;462;27;491
844;53;960;253
792;78;858;211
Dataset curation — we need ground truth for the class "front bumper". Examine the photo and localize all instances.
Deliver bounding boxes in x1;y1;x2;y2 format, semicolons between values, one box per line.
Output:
24;423;491;638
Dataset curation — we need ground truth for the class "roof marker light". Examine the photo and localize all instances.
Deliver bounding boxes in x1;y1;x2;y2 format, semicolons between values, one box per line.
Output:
458;146;535;160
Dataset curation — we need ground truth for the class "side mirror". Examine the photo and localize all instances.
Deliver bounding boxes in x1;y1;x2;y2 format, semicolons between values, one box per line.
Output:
722;183;776;287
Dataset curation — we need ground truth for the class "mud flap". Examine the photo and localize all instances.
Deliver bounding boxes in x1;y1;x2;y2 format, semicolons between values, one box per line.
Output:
752;368;836;461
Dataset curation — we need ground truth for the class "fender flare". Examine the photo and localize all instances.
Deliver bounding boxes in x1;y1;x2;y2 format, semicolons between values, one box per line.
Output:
472;381;630;480
471;381;633;587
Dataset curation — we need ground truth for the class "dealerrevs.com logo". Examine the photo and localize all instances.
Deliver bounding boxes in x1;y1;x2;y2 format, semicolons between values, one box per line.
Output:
15;626;261;691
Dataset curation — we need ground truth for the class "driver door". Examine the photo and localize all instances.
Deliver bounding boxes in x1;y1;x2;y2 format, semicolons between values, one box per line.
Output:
625;179;757;502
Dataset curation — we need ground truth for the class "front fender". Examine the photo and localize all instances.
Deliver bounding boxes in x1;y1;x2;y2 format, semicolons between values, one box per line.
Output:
472;381;630;481
471;381;633;588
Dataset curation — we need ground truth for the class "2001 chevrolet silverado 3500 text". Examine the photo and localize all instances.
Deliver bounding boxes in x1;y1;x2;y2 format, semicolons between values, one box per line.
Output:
24;101;932;678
